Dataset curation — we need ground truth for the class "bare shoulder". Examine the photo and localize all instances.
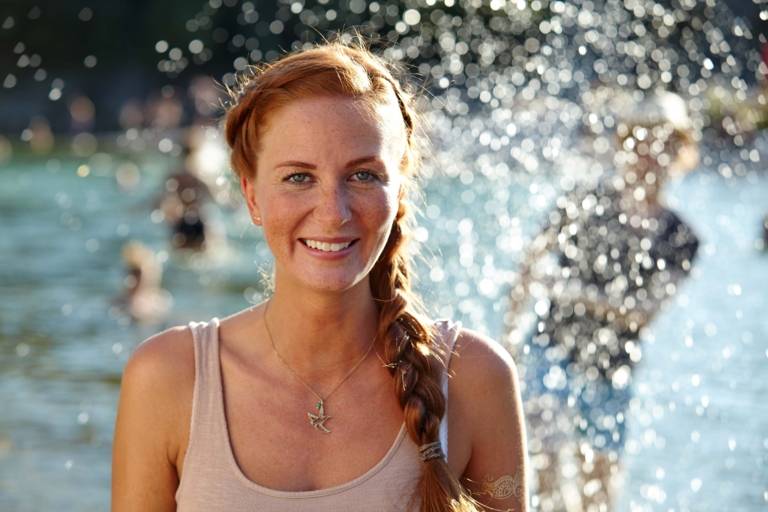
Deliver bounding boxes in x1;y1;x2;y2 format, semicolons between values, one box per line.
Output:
450;327;519;394
446;326;523;449
124;325;195;389
448;327;529;510
112;325;196;510
120;325;196;458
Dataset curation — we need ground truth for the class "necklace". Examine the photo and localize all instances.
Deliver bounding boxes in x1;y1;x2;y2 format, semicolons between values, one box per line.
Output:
263;301;377;434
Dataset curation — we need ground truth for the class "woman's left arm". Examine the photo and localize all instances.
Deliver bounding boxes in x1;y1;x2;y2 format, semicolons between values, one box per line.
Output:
451;329;529;512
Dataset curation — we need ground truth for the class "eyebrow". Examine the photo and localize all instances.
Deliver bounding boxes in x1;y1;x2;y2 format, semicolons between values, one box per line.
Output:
274;156;382;170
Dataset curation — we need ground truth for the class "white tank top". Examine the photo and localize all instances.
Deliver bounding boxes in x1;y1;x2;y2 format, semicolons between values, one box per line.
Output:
175;318;462;511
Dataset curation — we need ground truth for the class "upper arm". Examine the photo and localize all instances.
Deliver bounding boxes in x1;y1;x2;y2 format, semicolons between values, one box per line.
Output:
452;329;529;512
111;326;194;512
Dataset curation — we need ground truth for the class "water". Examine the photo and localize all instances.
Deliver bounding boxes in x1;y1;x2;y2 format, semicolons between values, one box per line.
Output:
1;132;766;510
619;169;768;511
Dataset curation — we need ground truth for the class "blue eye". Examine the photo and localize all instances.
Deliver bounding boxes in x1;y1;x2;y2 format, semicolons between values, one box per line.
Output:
351;170;378;182
285;172;311;184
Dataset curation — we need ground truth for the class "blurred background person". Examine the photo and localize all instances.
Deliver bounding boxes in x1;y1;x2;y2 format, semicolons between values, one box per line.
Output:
508;91;701;512
155;137;227;253
114;241;172;325
26;116;55;155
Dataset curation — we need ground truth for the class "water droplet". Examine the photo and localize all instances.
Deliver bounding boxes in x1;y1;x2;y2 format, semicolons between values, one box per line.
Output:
690;478;702;492
15;343;30;357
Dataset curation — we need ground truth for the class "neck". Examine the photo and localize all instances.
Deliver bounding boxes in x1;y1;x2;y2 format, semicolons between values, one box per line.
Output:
263;279;381;378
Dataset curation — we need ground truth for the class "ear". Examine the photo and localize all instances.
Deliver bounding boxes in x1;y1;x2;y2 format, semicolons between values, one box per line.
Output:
240;175;262;226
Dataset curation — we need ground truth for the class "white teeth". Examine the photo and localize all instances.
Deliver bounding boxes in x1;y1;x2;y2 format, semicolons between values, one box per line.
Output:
304;239;353;252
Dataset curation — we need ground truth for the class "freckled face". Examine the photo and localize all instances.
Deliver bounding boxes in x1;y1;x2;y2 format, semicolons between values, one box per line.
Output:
241;95;407;295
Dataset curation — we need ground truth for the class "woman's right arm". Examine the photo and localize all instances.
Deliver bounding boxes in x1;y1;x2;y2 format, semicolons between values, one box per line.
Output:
111;327;194;512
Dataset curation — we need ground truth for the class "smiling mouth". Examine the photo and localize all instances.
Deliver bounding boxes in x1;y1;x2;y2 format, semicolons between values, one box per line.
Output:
300;239;358;252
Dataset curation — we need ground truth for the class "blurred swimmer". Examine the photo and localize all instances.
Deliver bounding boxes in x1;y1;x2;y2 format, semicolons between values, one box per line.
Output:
116;241;172;324
157;142;226;252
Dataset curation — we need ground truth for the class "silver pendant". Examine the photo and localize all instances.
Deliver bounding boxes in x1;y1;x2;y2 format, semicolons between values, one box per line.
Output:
307;399;331;433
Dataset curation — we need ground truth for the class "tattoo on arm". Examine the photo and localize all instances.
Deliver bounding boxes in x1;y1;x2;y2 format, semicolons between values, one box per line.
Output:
477;472;525;500
462;471;526;512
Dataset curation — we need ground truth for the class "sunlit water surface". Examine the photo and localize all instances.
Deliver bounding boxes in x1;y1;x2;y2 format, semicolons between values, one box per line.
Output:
0;135;766;510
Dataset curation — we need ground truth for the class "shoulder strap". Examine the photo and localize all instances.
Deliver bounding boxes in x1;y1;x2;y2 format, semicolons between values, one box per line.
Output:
436;320;462;459
188;317;222;411
179;318;224;469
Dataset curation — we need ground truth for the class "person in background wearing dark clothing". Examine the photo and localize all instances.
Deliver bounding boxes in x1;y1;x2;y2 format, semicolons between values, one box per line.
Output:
509;91;700;512
157;143;221;252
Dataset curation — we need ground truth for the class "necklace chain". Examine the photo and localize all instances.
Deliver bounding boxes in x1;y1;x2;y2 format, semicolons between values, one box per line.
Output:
263;300;377;432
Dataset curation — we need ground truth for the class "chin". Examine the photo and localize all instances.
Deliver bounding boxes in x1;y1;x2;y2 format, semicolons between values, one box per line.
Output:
294;271;371;296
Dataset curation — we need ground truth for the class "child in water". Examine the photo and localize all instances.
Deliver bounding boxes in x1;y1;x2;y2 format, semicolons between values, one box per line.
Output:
115;241;172;324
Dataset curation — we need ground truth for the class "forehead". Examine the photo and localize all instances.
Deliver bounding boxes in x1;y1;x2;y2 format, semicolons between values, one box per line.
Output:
258;95;407;166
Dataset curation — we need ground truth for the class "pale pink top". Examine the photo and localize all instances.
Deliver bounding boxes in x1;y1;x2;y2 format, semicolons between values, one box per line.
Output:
175;318;461;511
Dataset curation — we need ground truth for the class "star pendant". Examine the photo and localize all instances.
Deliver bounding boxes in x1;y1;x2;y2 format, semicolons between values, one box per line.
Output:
307;399;331;433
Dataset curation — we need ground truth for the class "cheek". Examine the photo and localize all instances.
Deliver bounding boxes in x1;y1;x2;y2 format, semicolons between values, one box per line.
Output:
259;195;301;246
367;187;400;232
261;220;289;255
258;186;302;220
370;196;400;259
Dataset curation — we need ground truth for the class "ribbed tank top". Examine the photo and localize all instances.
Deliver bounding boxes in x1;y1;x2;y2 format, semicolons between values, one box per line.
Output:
175;318;462;511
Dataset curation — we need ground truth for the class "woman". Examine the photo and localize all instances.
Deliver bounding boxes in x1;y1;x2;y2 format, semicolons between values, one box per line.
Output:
112;38;528;511
508;91;700;512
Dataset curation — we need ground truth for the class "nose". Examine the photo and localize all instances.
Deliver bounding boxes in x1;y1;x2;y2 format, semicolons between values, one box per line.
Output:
315;181;352;226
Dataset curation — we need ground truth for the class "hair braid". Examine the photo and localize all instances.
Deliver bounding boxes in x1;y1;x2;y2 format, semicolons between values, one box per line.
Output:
370;204;479;511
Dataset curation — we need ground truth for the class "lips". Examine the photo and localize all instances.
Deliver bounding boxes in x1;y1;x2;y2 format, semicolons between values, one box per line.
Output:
300;238;358;253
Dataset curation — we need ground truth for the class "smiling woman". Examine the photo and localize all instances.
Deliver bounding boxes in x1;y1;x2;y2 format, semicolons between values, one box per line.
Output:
240;95;403;294
111;34;528;512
